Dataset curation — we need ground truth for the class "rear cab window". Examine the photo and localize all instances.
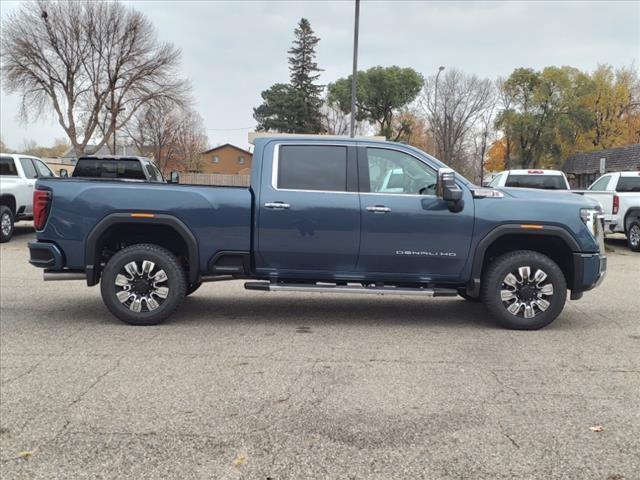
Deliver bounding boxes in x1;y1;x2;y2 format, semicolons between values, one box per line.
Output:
0;156;18;176
616;176;640;193
73;158;147;180
276;145;348;191
505;174;568;190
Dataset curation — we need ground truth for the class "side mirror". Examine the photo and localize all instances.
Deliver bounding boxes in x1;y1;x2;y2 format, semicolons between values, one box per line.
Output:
59;169;68;178
168;171;180;184
436;168;464;212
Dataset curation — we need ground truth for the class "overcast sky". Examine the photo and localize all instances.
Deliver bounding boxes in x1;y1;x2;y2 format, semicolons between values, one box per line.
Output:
1;0;638;151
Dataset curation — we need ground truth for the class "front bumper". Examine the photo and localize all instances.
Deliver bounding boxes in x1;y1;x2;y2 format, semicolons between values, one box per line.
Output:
572;252;606;294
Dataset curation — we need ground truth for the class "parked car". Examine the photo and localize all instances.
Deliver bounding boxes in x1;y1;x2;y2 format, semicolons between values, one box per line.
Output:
574;171;640;251
28;136;606;330
0;153;55;242
488;169;571;190
70;156;165;182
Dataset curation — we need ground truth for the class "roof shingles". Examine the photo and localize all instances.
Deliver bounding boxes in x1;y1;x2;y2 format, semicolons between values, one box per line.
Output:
563;144;640;174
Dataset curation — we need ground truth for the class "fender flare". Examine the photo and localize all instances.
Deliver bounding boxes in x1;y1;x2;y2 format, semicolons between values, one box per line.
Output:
85;213;199;286
623;208;640;233
467;224;580;296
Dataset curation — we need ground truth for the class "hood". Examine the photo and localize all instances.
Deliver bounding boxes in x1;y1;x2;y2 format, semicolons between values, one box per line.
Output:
498;187;601;209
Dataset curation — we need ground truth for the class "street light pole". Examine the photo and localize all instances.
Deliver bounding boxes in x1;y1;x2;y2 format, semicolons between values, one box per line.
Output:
432;66;445;155
350;0;360;138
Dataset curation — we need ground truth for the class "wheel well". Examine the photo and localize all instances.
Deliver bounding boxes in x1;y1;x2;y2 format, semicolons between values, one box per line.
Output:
94;223;192;280
624;208;640;233
481;234;575;289
0;195;16;216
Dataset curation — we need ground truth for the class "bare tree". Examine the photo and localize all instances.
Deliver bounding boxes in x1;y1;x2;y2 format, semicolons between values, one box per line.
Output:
124;100;181;174
421;69;495;172
1;0;190;157
173;111;208;173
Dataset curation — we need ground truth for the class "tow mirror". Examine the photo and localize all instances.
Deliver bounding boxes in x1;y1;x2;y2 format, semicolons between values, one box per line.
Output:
436;168;464;212
59;168;68;178
169;171;180;184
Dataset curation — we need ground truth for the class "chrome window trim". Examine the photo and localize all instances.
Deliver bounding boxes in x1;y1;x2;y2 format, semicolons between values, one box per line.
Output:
270;142;442;197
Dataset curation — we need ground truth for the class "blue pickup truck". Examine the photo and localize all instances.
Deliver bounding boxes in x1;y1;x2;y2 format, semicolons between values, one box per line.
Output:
28;136;606;329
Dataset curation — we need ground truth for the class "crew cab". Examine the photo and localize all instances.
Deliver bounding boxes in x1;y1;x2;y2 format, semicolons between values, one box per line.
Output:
574;171;640;251
28;136;606;330
488;169;571;190
69;156;165;182
0;153;55;242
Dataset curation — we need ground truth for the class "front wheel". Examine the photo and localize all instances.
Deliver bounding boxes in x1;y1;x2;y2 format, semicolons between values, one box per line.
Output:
627;221;640;252
0;206;14;243
100;244;187;325
481;250;567;330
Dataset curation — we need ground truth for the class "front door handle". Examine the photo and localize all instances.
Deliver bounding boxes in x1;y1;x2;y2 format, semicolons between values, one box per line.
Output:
264;202;291;210
366;205;391;214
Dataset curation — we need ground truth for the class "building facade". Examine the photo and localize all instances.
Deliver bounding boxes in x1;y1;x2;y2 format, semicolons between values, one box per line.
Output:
562;144;640;188
199;144;252;175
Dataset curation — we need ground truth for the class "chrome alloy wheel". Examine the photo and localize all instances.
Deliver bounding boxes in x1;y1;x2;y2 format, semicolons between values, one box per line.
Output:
630;224;640;249
1;212;11;236
115;260;169;312
500;266;554;319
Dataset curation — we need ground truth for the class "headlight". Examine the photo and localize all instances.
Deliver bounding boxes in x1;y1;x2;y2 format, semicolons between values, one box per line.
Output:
580;207;605;252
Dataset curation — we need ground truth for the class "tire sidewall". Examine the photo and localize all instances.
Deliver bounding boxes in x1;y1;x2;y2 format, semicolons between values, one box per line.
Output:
628;222;640;252
0;206;14;243
482;251;567;330
100;245;186;325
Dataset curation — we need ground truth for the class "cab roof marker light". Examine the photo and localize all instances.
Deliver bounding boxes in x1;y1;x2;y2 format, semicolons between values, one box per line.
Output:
130;213;155;218
520;224;544;230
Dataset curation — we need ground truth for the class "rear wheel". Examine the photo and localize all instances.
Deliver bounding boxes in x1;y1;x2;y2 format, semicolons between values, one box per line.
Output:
100;244;186;325
481;250;567;330
627;221;640;252
0;206;14;243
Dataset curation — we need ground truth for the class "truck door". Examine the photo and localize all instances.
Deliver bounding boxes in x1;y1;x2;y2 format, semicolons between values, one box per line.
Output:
357;146;474;280
256;143;360;275
18;158;39;215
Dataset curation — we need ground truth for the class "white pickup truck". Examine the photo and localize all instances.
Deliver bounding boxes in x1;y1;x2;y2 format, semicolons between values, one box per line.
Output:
0;153;55;242
575;171;640;252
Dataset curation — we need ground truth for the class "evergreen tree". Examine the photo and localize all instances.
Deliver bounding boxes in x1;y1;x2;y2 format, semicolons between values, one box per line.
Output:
254;18;324;133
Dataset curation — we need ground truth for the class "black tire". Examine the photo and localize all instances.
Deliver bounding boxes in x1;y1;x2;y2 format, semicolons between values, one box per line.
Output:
627;221;640;252
100;244;186;325
481;250;567;330
186;282;202;296
458;291;482;303
0;206;14;243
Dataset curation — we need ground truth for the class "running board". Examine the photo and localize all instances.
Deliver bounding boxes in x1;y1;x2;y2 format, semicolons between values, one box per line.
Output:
244;282;458;297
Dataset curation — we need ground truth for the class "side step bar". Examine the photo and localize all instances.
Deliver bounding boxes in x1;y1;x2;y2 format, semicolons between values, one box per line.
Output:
244;282;458;297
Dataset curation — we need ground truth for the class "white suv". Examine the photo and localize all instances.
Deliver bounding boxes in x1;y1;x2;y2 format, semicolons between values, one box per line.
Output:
488;169;571;190
0;153;55;242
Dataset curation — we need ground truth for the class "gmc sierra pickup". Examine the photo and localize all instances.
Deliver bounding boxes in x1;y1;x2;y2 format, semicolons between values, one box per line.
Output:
28;136;607;330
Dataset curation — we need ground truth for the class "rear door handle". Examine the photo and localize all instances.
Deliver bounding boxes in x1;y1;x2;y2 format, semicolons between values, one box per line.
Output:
264;202;291;210
366;205;391;213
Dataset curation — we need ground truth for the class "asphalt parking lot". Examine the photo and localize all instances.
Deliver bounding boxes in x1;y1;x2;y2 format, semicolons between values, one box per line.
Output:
1;224;639;480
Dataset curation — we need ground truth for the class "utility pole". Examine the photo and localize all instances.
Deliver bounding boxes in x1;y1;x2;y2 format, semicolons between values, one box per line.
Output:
350;0;360;138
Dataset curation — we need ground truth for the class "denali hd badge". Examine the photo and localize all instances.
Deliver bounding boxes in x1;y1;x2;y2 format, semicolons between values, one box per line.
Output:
396;250;457;257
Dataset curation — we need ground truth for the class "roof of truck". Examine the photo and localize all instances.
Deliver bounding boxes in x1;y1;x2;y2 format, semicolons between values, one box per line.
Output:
505;169;566;175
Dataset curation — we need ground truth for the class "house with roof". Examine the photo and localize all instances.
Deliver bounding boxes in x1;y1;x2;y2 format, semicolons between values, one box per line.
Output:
562;144;640;188
200;144;252;175
61;144;142;159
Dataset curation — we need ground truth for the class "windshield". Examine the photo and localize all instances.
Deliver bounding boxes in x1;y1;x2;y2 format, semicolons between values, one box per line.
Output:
73;158;146;180
616;177;640;193
505;174;567;190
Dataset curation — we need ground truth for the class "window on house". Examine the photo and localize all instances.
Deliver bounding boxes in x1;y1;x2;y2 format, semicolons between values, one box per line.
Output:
212;155;220;163
238;156;245;165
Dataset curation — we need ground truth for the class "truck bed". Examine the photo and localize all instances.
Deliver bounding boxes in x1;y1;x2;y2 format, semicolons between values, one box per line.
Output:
36;178;252;272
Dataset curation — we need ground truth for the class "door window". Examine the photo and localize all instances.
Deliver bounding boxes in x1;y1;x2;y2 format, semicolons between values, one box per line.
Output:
33;159;54;178
589;175;611;191
365;148;437;195
276;145;347;192
19;158;38;179
488;173;504;187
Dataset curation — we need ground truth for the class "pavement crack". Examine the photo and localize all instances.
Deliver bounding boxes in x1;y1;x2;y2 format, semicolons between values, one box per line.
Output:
0;360;42;386
68;358;122;408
